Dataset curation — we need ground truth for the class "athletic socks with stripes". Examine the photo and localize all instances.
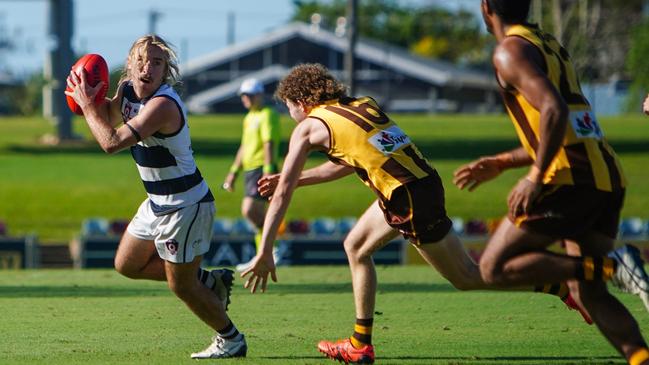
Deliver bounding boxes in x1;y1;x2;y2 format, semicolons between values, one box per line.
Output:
576;256;617;281
217;321;242;341
350;318;373;348
197;268;216;288
534;282;570;300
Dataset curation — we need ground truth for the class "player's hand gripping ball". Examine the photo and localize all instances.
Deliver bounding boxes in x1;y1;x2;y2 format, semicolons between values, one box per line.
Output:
65;54;109;115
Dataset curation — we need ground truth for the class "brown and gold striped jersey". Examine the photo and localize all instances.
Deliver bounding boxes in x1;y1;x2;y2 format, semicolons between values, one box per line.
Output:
501;24;625;192
308;96;436;200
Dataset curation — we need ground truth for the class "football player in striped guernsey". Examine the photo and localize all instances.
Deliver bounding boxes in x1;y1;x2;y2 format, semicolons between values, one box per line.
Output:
454;1;649;364
65;35;246;359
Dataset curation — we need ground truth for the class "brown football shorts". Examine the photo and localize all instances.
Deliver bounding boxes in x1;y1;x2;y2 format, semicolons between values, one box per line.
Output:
511;184;625;240
379;172;453;245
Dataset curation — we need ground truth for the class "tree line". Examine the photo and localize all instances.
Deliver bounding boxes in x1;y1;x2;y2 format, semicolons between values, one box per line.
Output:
2;0;649;115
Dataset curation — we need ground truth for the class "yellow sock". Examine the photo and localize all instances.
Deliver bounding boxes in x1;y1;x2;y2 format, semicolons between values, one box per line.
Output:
534;283;569;300
577;257;617;281
630;348;649;365
350;318;373;348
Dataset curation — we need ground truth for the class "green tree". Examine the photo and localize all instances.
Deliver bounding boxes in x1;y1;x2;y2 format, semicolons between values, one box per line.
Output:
531;0;644;82
5;73;45;115
626;19;649;112
291;0;490;66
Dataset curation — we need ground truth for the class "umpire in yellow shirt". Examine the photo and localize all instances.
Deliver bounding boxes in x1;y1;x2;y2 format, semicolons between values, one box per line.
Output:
222;78;281;271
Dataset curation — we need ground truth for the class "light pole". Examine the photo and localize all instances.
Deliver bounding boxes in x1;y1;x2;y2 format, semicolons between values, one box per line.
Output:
44;0;74;141
345;0;357;96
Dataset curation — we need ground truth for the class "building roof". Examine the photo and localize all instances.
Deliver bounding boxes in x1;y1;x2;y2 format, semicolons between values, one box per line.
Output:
183;22;493;88
187;65;288;113
181;22;496;113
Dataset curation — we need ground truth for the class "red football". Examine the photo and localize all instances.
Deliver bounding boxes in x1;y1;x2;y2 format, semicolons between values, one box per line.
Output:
65;53;109;115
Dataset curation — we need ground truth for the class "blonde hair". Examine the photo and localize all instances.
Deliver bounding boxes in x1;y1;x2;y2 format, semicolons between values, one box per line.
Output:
275;63;347;107
119;34;180;86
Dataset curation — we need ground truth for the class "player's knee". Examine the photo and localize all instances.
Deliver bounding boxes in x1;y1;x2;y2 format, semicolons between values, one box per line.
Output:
343;240;369;262
114;257;136;278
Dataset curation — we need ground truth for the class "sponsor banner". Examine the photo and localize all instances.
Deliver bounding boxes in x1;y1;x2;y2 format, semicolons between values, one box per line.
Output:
0;237;37;269
0;251;22;269
204;235;404;266
74;235;405;268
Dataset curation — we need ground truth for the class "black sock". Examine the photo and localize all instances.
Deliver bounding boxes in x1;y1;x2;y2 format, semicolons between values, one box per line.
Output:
217;321;241;340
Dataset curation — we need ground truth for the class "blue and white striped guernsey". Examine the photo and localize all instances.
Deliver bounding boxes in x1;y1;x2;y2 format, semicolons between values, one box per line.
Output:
121;82;213;216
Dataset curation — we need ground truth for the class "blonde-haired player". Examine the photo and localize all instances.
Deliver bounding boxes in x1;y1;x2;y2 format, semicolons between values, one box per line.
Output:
65;34;246;359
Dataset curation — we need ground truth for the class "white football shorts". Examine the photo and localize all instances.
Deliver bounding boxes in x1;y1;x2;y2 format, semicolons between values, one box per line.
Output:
127;199;215;263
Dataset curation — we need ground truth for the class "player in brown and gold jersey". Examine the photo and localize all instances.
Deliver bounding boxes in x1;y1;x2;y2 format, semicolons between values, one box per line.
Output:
454;1;649;364
238;63;618;364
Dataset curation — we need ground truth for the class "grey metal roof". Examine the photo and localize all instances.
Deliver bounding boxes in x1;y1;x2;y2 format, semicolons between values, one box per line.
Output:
186;65;288;113
180;22;496;90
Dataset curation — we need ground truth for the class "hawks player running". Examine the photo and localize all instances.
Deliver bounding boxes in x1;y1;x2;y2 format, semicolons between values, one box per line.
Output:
65;35;245;359
239;63;640;364
454;1;649;364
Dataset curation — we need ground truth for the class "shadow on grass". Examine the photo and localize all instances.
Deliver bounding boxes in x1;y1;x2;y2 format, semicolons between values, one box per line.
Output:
252;282;456;295
0;282;454;298
0;285;169;298
6;138;649;160
259;355;623;364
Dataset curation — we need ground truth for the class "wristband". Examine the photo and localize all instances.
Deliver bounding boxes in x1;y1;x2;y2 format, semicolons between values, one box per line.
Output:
263;163;278;174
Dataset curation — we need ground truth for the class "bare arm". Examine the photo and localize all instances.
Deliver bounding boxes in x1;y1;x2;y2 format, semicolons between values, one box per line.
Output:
259;125;311;256
106;82;126;128
453;146;532;191
261;108;280;174
231;145;244;172
494;37;569;214
65;71;179;154
223;145;244;192
493;146;534;169
262;141;277;174
494;37;569;183
242;118;329;292
299;160;355;186
257;160;354;198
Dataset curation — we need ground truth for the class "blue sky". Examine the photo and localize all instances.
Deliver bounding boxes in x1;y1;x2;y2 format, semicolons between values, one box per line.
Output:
0;0;479;77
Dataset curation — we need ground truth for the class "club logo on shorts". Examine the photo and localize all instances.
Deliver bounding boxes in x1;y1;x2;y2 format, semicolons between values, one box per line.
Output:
165;239;179;255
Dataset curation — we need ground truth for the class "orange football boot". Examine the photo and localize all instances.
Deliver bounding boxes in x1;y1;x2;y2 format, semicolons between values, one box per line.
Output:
317;338;375;364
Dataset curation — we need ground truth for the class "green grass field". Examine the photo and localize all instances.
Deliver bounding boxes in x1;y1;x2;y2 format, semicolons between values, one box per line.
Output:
0;266;645;364
0;113;648;242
